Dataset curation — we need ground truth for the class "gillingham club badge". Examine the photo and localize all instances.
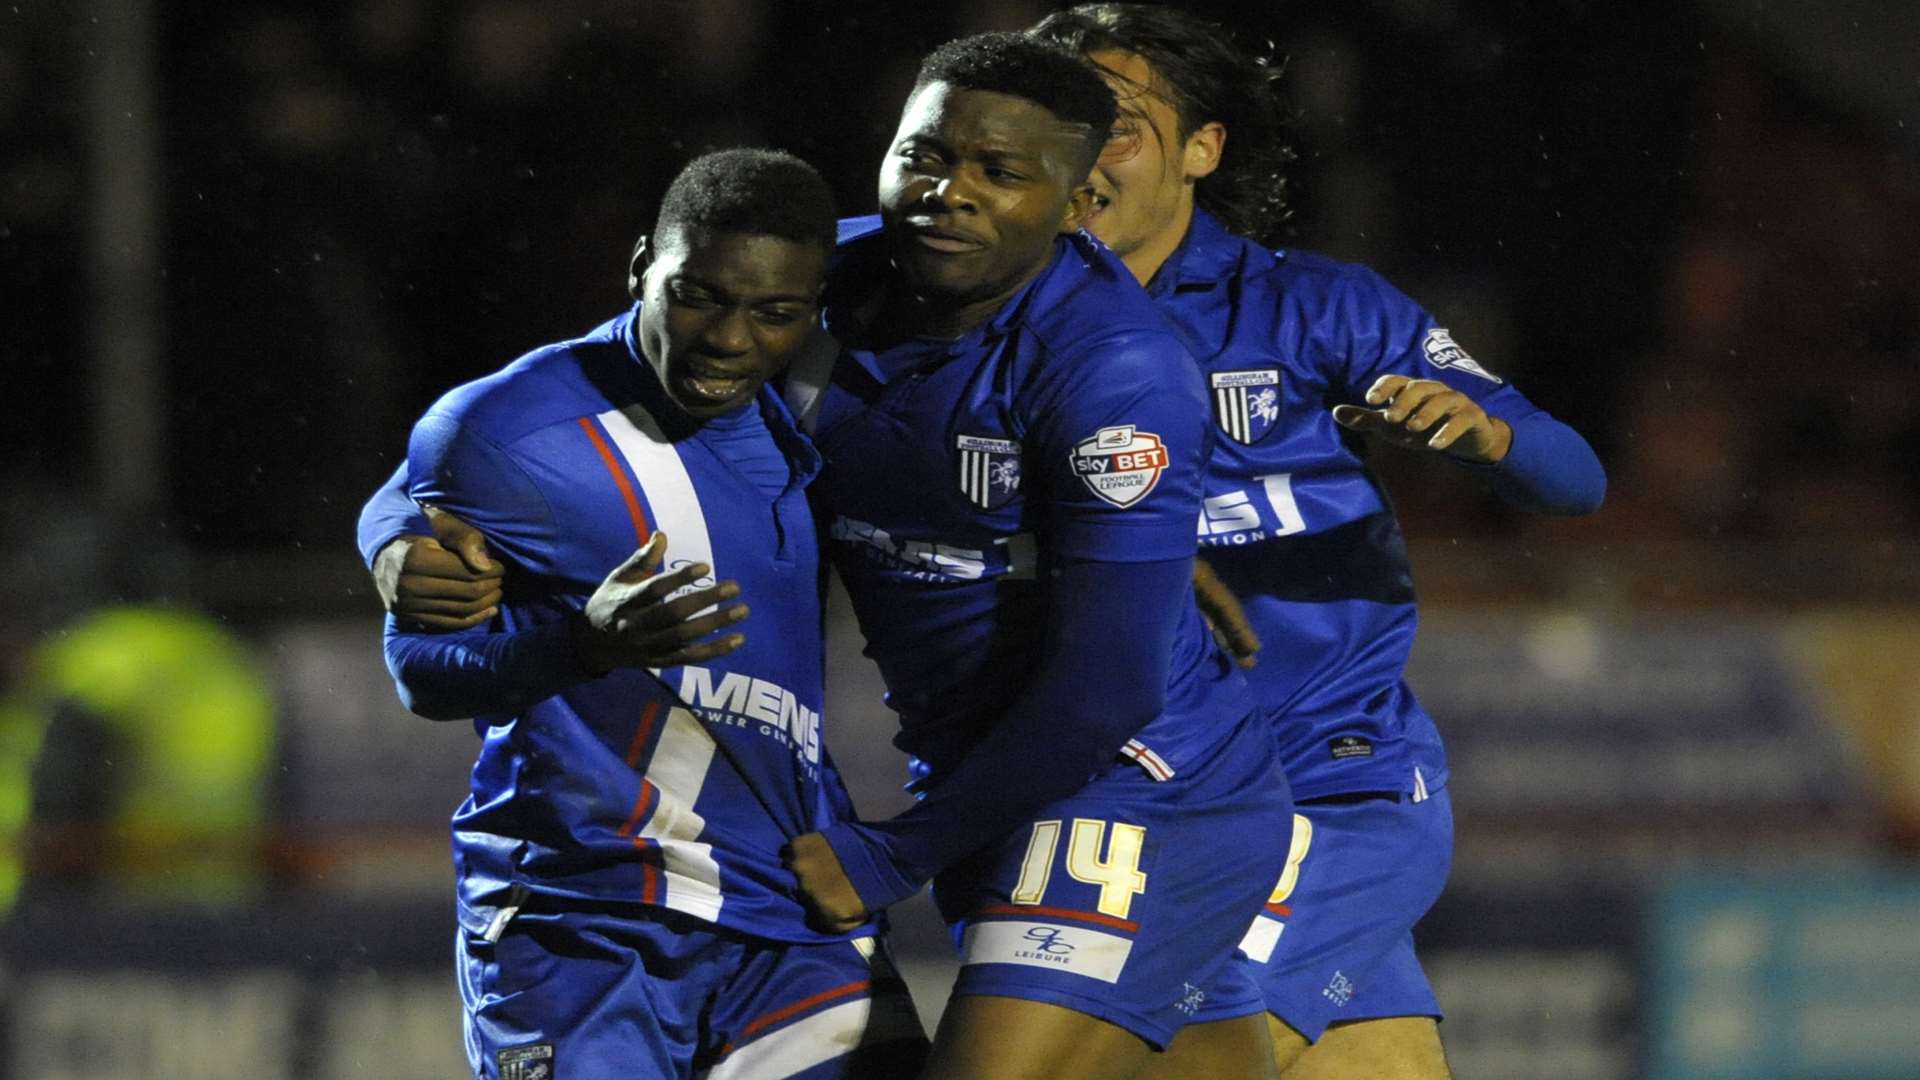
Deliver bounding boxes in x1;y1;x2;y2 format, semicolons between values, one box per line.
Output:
1210;369;1282;444
956;434;1022;510
1069;424;1169;508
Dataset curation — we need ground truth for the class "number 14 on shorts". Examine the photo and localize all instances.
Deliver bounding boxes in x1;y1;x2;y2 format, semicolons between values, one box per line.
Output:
1011;818;1148;919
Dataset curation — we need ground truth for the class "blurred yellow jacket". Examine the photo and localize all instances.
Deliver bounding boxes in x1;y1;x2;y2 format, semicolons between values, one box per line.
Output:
0;606;274;912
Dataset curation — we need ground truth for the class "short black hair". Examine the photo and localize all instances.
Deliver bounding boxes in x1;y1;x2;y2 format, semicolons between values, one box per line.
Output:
653;148;837;251
1030;3;1295;243
913;31;1117;179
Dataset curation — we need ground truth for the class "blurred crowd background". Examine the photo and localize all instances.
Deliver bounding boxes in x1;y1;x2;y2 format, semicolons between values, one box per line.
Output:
2;1;1917;1077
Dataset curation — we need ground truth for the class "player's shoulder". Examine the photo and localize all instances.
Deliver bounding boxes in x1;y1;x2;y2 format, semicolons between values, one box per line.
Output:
1253;245;1417;320
1020;233;1190;373
421;310;633;442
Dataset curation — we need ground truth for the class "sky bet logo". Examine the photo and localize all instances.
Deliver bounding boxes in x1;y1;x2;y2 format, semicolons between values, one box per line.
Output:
1070;424;1169;508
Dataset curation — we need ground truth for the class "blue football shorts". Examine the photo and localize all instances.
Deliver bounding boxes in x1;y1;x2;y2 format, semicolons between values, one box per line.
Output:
458;900;928;1079
931;707;1294;1049
1221;785;1453;1041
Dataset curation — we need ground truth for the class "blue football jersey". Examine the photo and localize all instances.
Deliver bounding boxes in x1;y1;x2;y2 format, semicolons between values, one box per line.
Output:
399;306;863;944
804;219;1252;788
1152;210;1577;800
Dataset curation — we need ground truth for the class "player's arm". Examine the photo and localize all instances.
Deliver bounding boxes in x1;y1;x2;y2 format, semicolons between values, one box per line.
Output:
1329;269;1605;514
790;332;1213;926
358;463;505;631
383;414;745;720
385;534;746;720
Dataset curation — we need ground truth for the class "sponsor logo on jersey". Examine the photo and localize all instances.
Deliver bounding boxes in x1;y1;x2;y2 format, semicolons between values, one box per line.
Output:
1209;369;1282;444
1069;425;1168;508
956;433;1022;510
829;514;989;581
1422;328;1502;383
679;666;822;765
498;1043;554;1080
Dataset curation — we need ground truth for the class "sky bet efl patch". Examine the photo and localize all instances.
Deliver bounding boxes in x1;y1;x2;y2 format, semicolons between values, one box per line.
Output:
1422;328;1503;383
1070;425;1168;508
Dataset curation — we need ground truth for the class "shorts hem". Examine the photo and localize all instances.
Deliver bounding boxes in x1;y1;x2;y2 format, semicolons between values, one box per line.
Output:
950;975;1177;1050
1269;1004;1444;1044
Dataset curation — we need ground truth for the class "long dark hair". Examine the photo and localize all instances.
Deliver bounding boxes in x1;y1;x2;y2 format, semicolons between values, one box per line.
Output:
1030;3;1295;245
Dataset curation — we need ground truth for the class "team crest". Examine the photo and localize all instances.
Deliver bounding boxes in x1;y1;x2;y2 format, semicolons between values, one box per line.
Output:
1069;425;1169;508
956;434;1022;510
1422;328;1502;383
1210;369;1282;444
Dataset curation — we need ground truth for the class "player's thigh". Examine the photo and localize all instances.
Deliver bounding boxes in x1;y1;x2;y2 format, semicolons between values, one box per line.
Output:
1266;1013;1312;1075
1248;792;1452;1045
936;715;1294;1057
702;933;929;1080
1280;1016;1449;1080
1139;1013;1282;1080
923;994;1154;1080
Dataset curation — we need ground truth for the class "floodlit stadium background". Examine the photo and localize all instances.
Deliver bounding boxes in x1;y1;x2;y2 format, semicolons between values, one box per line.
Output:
3;2;1917;1077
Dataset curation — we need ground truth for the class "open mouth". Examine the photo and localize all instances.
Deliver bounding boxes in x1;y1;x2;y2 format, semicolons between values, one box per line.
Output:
680;359;755;402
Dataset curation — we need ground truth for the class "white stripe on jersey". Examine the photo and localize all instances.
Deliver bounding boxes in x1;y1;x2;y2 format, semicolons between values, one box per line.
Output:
700;998;895;1080
597;404;718;603
638;705;725;921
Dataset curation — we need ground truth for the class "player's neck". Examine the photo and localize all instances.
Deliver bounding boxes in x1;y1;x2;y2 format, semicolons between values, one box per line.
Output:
875;265;1045;343
1123;201;1197;288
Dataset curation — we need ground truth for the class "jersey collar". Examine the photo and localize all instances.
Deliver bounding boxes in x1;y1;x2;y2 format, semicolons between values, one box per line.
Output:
1146;209;1250;297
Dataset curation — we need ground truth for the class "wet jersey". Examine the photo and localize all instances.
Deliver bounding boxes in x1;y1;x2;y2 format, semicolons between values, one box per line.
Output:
801;221;1256;897
1150;210;1603;800
385;306;863;944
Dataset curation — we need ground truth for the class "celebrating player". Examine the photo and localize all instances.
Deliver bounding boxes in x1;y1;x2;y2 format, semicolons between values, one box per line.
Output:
1029;6;1609;1077
775;32;1293;1080
365;149;927;1080
364;34;1298;1080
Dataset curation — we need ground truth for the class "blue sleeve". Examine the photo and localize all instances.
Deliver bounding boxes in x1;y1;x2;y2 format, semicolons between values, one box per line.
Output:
1479;411;1607;514
356;462;432;570
816;555;1189;909
407;413;564;576
383;615;591;721
1022;329;1213;562
1333;265;1541;426
378;410;588;717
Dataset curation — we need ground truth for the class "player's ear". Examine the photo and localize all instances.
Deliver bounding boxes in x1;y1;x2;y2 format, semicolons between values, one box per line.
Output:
1058;182;1096;234
1183;121;1225;182
628;235;653;300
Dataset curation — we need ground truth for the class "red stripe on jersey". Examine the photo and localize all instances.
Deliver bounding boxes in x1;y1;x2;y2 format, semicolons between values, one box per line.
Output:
975;903;1140;934
614;781;661;905
577;416;652;546
624;701;663;768
1265;903;1292;918
719;979;871;1058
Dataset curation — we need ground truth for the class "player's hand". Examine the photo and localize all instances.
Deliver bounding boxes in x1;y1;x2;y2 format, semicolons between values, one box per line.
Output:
385;507;505;631
1194;556;1259;669
573;532;749;675
1332;375;1512;464
783;832;869;934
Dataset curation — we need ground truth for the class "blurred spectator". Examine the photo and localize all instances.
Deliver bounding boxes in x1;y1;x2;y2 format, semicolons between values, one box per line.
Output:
1;605;275;913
